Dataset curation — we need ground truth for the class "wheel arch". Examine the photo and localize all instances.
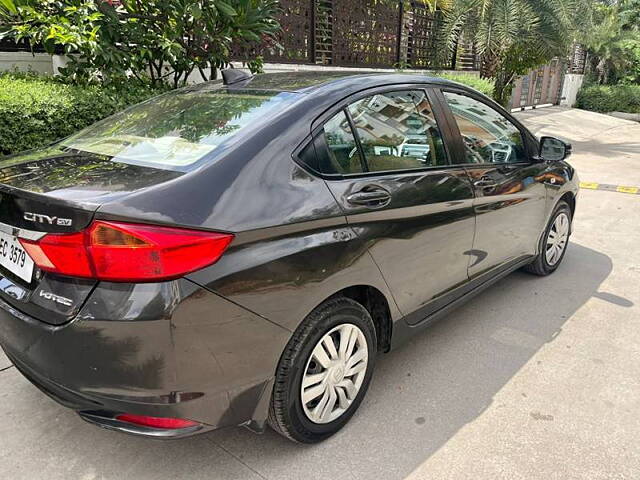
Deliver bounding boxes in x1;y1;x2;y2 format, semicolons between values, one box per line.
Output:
559;191;576;219
326;285;393;353
557;191;576;234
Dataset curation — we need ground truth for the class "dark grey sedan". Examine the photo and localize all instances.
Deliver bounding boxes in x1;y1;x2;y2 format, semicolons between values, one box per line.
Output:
0;71;578;443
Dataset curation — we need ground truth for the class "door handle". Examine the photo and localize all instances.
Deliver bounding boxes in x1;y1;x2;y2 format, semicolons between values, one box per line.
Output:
473;177;497;189
346;188;391;207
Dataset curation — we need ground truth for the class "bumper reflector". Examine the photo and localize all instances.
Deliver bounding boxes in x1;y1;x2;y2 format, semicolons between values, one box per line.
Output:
115;413;200;430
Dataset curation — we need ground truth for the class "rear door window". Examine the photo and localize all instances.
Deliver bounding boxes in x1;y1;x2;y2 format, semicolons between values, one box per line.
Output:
321;111;365;174
347;90;448;172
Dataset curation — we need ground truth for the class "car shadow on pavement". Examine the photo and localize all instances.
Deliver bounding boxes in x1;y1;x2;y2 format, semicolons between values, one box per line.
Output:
1;242;623;480
566;137;640;160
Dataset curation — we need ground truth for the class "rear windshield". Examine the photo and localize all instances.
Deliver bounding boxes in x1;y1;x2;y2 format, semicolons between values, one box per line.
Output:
61;89;300;171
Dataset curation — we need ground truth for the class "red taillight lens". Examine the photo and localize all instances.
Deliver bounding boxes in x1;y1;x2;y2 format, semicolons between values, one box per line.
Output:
21;231;94;278
20;221;233;282
115;413;200;430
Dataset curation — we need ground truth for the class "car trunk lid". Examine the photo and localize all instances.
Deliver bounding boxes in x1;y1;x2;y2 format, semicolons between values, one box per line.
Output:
0;148;183;325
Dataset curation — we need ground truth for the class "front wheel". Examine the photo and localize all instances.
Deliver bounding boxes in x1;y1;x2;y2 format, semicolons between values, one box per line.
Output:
268;297;376;443
524;200;572;276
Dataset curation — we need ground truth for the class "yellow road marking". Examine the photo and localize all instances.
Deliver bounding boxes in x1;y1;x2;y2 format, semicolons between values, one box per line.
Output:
616;186;639;194
579;181;639;195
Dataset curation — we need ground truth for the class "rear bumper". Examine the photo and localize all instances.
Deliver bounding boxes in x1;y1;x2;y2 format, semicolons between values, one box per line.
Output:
0;278;290;438
4;347;212;438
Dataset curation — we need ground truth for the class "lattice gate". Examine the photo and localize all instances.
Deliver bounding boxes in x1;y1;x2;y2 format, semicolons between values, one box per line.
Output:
233;0;458;70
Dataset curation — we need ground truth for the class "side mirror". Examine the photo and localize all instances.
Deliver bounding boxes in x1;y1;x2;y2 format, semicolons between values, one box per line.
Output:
540;136;572;162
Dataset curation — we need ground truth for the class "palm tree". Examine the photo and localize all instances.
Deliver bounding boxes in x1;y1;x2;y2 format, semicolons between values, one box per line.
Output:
585;3;623;84
444;0;591;106
584;0;640;84
619;0;640;30
418;0;454;11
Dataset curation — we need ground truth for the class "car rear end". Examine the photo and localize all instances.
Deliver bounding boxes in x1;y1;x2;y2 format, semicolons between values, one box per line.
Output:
0;83;303;437
0;178;249;436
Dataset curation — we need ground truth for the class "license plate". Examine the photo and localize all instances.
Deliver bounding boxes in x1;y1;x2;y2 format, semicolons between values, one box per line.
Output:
0;230;35;283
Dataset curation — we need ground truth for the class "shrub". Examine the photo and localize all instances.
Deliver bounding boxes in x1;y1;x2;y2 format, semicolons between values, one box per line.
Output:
433;73;495;98
576;84;640;113
1;0;281;87
0;73;166;156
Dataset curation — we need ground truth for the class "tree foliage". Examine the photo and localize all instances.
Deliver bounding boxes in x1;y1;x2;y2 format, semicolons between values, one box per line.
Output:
583;0;640;85
0;0;281;87
443;0;591;106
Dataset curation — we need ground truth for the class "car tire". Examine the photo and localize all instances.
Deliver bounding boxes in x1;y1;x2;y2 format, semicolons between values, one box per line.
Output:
523;200;572;276
268;297;377;443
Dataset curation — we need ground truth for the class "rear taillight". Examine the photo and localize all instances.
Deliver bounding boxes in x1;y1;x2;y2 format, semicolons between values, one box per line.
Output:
20;221;233;282
115;413;200;430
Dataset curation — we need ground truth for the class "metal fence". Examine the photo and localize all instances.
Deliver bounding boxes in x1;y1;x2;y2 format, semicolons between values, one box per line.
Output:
2;1;588;110
0;3;587;77
236;0;469;70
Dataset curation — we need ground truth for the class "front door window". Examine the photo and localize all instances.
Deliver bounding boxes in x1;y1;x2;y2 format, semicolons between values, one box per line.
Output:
443;91;527;165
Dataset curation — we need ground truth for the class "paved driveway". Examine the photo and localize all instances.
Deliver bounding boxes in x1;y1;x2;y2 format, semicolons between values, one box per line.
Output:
1;108;639;480
517;106;640;186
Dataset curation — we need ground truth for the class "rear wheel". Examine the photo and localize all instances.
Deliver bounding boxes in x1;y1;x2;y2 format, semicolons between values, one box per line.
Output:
268;297;376;443
524;200;572;276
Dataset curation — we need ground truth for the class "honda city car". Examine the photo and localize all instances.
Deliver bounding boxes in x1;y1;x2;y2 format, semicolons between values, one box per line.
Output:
0;70;577;443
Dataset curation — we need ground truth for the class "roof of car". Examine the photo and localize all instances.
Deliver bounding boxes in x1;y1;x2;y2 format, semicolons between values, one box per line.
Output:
222;71;461;94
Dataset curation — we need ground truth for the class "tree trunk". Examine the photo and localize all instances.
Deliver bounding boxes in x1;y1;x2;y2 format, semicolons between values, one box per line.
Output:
172;70;182;89
603;60;611;85
480;52;499;79
450;38;459;70
148;60;157;86
596;57;607;84
493;68;516;108
198;65;208;82
183;67;195;87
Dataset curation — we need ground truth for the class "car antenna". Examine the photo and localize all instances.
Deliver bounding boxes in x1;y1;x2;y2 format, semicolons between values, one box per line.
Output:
221;68;253;85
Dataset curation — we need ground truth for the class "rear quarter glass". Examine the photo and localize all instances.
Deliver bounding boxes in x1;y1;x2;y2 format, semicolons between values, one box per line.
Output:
60;89;302;172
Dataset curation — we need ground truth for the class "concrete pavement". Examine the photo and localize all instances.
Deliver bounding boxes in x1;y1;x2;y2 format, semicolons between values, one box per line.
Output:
516;106;640;187
1;107;639;480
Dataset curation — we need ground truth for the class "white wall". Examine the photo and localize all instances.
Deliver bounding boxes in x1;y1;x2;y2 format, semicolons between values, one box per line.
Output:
0;52;55;75
560;74;585;108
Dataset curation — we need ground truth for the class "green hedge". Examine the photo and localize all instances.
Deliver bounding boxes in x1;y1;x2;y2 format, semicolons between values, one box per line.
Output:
576;84;640;114
433;72;495;97
0;73;166;156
